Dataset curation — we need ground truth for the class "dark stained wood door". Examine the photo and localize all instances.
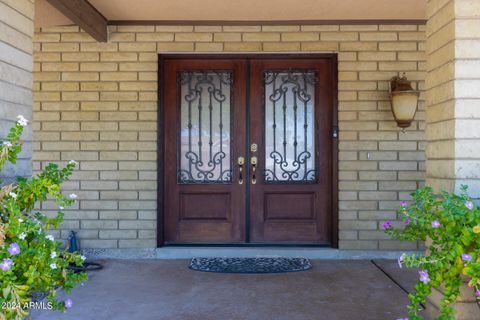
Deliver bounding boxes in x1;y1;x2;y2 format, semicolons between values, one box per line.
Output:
249;59;335;244
162;55;337;245
164;58;247;243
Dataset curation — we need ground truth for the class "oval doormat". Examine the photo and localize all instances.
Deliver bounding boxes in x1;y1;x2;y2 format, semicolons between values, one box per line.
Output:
189;257;312;274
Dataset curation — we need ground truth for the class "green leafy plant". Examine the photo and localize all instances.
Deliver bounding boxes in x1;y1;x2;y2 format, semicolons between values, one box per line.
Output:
385;186;480;320
0;116;87;320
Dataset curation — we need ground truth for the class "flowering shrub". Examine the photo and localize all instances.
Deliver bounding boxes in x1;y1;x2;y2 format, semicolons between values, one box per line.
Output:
385;186;480;320
0;116;87;319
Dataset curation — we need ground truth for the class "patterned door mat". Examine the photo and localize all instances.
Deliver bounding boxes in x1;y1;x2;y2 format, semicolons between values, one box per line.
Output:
189;257;312;274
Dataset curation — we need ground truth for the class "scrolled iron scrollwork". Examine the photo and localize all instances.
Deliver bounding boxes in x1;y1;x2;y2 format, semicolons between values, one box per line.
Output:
263;70;318;184
177;71;233;184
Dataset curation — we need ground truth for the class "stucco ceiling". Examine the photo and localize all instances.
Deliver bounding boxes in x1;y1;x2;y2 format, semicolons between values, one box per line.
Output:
35;0;427;28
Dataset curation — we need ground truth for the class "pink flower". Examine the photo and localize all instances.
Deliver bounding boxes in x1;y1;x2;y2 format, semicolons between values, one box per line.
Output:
7;243;20;256
461;254;472;262
383;221;392;229
400;201;408;207
0;259;13;271
476;290;480;298
465;201;474;210
404;219;411;225
431;220;441;229
64;298;73;309
419;270;430;284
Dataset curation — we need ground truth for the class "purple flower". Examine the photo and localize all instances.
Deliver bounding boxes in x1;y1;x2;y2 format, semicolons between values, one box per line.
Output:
396;318;409;320
476;289;480;298
0;259;13;271
383;221;392;229
400;201;408;207
64;298;73;309
419;270;430;284
465;201;474;210
431;220;441;229
7;243;20;256
462;254;472;262
404;219;411;225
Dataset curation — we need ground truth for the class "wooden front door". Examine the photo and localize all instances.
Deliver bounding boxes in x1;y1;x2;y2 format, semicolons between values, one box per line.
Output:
162;55;337;246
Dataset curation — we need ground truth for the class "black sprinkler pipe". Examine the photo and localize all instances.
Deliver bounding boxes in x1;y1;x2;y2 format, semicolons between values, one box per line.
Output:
67;230;103;272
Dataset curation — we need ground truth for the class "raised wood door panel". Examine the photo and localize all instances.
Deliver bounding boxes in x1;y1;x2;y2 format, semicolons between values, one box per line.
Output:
249;59;335;244
163;59;247;243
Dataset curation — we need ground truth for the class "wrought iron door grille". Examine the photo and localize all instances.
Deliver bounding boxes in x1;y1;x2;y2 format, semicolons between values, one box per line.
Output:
177;71;233;184
263;70;318;183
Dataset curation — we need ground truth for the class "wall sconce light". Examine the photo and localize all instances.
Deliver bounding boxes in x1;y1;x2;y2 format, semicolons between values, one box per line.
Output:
389;73;419;129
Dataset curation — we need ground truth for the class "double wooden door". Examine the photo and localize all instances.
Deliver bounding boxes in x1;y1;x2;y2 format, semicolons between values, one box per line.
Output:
162;55;337;246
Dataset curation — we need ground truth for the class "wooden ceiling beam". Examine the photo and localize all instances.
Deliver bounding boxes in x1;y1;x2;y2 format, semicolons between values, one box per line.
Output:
45;0;108;42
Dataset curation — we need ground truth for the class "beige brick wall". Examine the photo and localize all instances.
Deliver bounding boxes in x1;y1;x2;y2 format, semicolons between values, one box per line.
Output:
426;2;480;316
33;24;426;249
426;0;456;192
426;0;480;197
0;0;34;180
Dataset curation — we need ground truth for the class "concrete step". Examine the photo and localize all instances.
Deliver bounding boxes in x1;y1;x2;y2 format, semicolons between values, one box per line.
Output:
82;247;421;260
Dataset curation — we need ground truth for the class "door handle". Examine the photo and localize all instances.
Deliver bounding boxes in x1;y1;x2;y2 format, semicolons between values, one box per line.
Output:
237;156;245;184
251;156;257;185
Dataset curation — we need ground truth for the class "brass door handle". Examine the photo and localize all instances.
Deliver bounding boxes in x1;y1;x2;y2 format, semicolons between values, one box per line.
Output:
251;156;257;185
237;156;245;184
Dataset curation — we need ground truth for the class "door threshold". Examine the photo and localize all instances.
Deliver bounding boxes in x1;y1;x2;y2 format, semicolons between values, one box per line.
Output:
163;243;331;247
155;247;417;260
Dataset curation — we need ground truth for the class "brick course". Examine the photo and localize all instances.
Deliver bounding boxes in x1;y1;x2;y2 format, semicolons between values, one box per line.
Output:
33;24;426;249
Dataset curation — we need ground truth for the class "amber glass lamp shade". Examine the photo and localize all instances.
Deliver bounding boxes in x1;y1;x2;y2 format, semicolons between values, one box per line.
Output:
389;75;419;128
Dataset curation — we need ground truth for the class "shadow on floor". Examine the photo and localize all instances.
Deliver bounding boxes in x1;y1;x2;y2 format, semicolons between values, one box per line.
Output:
372;259;419;294
30;259;421;320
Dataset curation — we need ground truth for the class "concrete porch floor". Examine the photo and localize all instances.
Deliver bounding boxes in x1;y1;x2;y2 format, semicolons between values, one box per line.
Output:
31;259;424;320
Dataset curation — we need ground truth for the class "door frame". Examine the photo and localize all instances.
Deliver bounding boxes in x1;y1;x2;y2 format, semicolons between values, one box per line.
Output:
157;53;338;248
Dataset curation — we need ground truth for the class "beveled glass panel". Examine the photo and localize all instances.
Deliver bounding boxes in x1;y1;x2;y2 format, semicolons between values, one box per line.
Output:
264;71;317;183
177;71;232;184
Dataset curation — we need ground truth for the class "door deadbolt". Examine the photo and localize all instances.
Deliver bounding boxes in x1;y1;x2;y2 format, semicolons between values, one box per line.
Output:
251;143;258;153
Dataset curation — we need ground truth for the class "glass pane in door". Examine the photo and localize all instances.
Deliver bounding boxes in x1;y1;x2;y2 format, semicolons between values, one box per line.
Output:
264;71;317;183
177;71;232;184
